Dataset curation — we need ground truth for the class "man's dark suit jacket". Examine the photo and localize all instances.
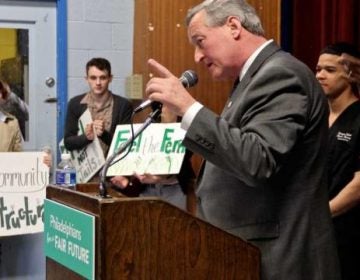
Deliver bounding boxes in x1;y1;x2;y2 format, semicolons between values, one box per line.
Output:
183;42;341;280
64;92;133;154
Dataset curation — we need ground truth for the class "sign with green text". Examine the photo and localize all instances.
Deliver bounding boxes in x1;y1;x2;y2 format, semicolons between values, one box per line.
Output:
44;199;95;280
106;123;186;176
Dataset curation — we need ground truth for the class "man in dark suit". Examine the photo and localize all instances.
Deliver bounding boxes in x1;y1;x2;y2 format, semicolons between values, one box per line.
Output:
145;0;340;279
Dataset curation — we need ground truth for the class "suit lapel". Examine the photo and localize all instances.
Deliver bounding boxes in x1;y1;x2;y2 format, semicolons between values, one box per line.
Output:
233;41;281;98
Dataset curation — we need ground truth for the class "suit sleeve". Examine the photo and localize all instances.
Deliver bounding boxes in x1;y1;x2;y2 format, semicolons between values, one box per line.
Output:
183;63;311;187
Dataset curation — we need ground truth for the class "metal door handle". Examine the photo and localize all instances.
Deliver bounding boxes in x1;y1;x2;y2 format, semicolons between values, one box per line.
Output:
44;97;57;103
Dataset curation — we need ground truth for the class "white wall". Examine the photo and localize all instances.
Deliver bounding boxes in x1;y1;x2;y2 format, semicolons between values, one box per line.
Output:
67;0;134;100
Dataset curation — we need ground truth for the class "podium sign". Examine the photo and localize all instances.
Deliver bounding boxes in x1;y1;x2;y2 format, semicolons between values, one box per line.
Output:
44;199;95;280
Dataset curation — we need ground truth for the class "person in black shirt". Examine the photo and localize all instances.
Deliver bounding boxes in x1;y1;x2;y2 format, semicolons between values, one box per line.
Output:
316;42;360;280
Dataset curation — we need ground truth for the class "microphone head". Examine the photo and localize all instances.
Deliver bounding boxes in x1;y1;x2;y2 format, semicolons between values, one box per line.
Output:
151;101;162;111
180;70;198;88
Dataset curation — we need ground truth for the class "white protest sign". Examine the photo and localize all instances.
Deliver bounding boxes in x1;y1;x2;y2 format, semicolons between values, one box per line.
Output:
0;152;49;237
59;109;105;183
106;123;186;176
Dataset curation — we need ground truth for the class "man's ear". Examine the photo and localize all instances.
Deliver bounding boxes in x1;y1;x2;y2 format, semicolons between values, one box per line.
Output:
226;16;242;39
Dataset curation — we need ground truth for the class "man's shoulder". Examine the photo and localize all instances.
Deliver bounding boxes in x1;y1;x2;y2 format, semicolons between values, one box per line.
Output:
111;92;130;101
67;94;89;110
69;93;87;103
4;112;20;129
67;93;88;116
340;100;360;114
0;110;16;121
111;93;132;106
345;100;360;123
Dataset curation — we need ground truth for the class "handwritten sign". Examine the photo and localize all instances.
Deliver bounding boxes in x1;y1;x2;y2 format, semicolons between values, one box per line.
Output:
106;123;186;176
0;152;49;237
59;109;105;183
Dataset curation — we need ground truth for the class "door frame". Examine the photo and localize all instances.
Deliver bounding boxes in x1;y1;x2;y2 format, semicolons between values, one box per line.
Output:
56;0;67;160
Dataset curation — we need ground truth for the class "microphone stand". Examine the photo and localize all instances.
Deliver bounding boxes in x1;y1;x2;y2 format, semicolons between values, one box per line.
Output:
99;108;162;198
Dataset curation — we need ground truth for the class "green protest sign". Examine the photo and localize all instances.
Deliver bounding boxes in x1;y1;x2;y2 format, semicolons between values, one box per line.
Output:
107;123;186;176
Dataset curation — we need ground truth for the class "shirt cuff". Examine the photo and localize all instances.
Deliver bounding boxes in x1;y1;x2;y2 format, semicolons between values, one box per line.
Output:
181;102;203;131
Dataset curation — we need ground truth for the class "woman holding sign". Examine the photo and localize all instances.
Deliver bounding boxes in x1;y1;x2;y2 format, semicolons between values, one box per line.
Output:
0;79;52;278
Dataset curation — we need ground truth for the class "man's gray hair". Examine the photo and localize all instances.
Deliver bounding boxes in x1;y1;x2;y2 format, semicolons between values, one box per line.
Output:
186;0;265;36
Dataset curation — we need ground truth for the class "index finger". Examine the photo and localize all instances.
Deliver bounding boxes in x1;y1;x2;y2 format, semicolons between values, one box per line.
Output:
148;58;175;79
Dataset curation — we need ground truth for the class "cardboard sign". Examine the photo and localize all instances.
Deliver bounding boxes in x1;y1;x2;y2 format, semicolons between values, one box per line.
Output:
106;123;186;176
0;152;49;237
59;109;105;183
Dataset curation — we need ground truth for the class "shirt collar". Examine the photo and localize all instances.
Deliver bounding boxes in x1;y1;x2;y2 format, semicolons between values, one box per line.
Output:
80;91;113;109
0;110;10;122
239;39;273;81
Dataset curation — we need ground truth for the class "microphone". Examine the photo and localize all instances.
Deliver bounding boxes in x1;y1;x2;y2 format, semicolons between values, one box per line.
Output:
133;70;198;113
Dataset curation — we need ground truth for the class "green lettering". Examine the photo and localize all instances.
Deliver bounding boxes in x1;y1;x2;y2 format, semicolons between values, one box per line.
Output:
161;129;174;153
114;130;131;152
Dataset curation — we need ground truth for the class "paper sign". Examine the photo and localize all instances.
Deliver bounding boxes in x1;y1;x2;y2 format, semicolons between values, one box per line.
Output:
59;109;105;183
106;123;186;176
0;152;49;237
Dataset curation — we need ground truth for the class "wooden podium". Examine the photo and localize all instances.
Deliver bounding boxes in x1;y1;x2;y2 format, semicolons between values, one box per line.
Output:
46;184;260;279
